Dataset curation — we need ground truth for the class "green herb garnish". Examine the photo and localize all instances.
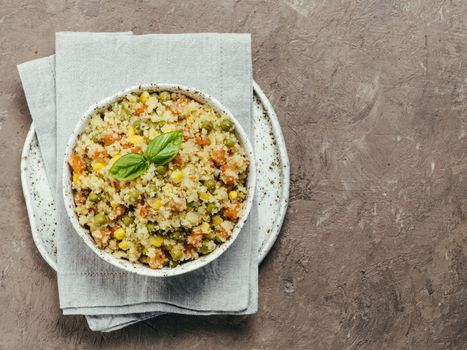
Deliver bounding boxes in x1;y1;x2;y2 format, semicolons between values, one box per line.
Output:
109;131;183;181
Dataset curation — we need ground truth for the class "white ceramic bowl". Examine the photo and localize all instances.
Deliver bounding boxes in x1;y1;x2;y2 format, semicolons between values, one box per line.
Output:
63;84;256;277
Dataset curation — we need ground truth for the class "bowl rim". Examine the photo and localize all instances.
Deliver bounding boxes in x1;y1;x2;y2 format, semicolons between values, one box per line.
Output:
62;83;256;277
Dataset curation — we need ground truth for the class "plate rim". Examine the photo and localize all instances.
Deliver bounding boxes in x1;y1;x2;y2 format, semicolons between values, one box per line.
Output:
20;81;290;271
21;126;59;270
253;81;290;263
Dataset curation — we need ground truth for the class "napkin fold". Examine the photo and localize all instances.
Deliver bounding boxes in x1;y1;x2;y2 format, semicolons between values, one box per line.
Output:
18;32;257;332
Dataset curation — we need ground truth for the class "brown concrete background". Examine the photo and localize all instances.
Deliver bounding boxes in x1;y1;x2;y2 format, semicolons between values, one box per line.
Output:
1;0;467;349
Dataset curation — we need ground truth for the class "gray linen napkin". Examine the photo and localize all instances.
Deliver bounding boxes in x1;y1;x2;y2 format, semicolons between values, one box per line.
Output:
18;55;57;192
18;32;257;331
18;52;161;332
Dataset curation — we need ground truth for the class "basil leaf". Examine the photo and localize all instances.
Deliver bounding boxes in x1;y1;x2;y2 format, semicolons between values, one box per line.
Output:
145;131;183;165
108;153;149;181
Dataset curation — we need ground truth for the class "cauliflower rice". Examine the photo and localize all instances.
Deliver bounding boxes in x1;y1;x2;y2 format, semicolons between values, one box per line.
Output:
69;90;249;269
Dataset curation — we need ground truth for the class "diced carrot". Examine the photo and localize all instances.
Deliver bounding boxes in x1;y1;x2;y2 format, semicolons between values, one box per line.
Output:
69;153;87;173
195;135;211;146
187;230;203;248
172;154;184;167
134;107;146;116
92;227;112;248
116;205;126;217
139;206;150;217
147;249;168;269
211;149;227;166
220;165;237;185
223;202;240;220
102;133;120;146
91;150;108;159
168;103;181;116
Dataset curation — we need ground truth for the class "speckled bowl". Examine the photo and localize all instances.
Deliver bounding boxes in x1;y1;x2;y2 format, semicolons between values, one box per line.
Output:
63;84;256;277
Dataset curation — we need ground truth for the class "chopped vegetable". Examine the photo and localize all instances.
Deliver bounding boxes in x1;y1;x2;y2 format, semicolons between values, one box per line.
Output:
171;169;184;183
94;214;107;226
118;240;129;250
113;228;125;240
148;198;162;210
88;192;100;202
139;91;150;104
121;215;134;226
149;235;164;247
220;119;233;131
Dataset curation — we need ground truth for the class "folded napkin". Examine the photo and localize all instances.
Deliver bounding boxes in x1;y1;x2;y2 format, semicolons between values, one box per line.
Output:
18;32;257;332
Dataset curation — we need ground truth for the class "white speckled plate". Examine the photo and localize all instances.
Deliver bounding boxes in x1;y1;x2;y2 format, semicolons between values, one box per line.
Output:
20;81;289;271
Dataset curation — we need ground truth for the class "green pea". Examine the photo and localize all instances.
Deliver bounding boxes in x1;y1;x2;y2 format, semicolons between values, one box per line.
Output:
169;260;180;268
200;240;215;255
159;91;171;101
94;214;107;226
170;246;184;261
172;230;183;241
206;203;217;214
224;138;235;147
201;120;213;132
129;190;140;200
147;222;156;233
92;135;101;144
132;120;142;133
220;119;233;132
148;183;158;193
122;215;134;226
156;165;167;175
187;202;200;211
88;192;100;203
204;179;216;193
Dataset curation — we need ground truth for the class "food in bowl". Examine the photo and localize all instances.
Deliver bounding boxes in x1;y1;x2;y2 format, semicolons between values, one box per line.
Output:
68;89;250;269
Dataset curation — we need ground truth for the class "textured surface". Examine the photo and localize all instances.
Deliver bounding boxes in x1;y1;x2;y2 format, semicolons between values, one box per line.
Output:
1;0;467;349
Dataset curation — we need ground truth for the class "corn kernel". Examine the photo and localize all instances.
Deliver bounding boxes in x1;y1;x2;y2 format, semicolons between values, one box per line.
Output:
118;240;129;250
228;191;238;201
148;198;162;210
171;170;184;183
113;228;125;240
73;173;81;184
110;201;118;208
92;159;106;171
212;215;223;226
127;135;145;145
110;154;121;165
201;222;210;232
199;192;210;201
161;124;177;133
139;91;150;104
127;125;136;137
149;235;164;247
